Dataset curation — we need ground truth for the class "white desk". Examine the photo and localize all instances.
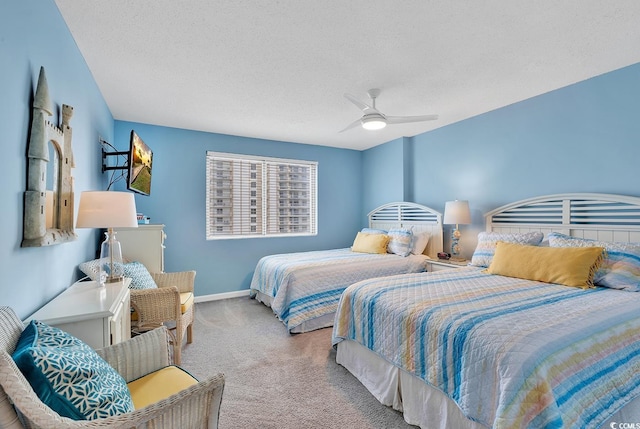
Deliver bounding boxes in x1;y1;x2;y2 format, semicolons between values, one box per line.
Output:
25;278;131;349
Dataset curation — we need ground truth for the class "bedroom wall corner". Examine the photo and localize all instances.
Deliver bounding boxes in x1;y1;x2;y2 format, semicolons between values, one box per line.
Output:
111;121;364;297
362;138;405;220
402;137;415;203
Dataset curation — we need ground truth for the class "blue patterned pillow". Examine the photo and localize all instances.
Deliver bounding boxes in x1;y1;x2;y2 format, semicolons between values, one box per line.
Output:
121;261;158;290
387;228;414;257
78;259;104;283
12;321;134;420
548;232;640;291
470;231;544;267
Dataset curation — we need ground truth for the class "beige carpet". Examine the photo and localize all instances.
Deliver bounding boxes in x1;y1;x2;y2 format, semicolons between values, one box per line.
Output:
180;297;415;429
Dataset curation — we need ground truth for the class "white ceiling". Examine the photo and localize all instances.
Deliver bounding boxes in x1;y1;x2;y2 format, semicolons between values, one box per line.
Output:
54;1;640;151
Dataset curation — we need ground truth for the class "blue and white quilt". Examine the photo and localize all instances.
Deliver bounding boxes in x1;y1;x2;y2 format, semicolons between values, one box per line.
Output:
332;267;640;429
250;248;428;332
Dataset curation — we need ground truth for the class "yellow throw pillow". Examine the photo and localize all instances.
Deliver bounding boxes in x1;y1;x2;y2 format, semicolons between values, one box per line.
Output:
351;232;391;254
485;242;605;288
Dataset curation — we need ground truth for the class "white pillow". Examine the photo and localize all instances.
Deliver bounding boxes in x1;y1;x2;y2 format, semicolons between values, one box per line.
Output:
411;231;431;255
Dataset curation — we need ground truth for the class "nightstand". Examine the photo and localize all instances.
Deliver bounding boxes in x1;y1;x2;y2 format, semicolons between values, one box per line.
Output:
426;259;469;272
25;278;131;349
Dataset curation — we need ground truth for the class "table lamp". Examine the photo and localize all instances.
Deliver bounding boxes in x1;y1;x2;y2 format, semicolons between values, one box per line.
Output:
76;191;138;285
443;200;471;262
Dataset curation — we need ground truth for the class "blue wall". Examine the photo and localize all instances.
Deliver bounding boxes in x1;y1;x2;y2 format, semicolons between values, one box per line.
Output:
362;138;404;214
4;0;639;316
362;63;640;258
1;0;114;318
110;122;363;297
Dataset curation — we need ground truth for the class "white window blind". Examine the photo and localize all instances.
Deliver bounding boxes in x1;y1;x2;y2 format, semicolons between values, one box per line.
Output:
206;152;317;239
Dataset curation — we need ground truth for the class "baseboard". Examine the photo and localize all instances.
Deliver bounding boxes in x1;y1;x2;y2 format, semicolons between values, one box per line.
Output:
194;289;250;303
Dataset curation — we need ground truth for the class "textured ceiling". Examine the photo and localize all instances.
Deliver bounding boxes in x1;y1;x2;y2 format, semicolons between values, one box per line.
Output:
54;1;640;151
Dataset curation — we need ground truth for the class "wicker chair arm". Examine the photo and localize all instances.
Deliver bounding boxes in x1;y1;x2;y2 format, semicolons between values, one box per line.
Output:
116;372;225;429
1;349;225;428
129;287;181;327
151;271;196;294
96;327;171;382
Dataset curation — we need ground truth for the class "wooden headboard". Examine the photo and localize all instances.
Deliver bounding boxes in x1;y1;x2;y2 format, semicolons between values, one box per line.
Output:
368;202;443;258
485;193;640;243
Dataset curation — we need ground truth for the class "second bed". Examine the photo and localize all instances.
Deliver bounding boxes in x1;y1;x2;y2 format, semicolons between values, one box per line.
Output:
250;202;444;333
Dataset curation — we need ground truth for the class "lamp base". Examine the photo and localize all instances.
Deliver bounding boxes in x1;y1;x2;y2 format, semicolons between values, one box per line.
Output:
450;226;462;259
99;229;124;287
449;256;467;263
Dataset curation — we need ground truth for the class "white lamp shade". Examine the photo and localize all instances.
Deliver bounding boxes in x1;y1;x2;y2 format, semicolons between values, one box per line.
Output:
443;200;471;225
76;191;138;229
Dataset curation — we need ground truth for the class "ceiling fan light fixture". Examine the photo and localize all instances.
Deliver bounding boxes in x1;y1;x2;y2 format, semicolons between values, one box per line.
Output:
361;115;387;130
341;89;438;134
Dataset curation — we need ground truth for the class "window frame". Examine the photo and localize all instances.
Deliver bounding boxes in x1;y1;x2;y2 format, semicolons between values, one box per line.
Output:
206;151;318;240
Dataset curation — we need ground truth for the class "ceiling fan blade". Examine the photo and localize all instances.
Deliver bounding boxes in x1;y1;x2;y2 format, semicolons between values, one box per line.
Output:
339;118;362;133
385;114;439;124
344;93;376;113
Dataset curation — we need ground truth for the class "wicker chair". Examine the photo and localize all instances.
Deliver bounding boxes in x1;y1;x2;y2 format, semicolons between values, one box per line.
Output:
0;306;224;429
129;270;196;365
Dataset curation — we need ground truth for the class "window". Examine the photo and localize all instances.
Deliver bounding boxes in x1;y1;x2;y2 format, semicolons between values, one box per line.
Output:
206;152;317;239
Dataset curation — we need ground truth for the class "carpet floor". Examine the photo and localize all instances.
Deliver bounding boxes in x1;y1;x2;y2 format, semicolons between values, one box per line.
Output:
180;297;416;429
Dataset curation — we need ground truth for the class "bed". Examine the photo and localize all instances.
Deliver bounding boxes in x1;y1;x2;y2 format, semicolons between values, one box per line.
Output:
332;193;640;429
249;202;444;333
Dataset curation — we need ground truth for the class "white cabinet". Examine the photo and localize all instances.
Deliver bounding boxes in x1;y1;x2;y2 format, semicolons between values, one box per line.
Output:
114;224;166;273
25;279;131;349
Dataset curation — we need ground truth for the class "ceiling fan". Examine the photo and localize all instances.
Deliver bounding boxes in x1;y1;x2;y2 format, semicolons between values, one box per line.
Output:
340;88;438;132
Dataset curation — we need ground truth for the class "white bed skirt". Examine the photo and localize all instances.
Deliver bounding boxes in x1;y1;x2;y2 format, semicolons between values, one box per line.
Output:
336;339;640;428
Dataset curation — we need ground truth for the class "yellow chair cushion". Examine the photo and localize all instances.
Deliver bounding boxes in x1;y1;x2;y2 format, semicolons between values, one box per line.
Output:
351;232;390;254
180;292;194;313
485;242;605;288
127;366;198;409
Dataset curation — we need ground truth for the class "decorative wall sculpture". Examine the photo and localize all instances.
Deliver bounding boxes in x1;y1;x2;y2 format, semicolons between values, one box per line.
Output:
22;67;77;247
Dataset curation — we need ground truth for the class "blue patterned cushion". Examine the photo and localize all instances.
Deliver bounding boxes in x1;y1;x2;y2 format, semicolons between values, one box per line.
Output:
387;228;414;257
470;231;544;267
78;259;104;283
548;232;640;291
12;321;134;420
121;261;158;290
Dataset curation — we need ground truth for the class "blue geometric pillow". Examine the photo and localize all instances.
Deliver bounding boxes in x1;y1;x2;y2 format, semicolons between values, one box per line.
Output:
121;261;158;290
548;232;640;291
387;228;414;257
12;321;134;420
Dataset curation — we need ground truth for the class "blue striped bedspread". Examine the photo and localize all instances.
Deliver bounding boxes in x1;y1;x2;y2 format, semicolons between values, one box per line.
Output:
249;248;428;332
332;267;640;428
